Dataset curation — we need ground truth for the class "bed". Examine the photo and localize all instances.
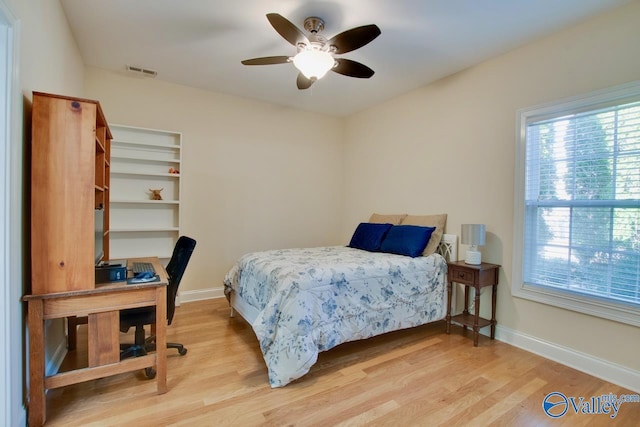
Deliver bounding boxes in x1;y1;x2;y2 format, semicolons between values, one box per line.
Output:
223;215;457;388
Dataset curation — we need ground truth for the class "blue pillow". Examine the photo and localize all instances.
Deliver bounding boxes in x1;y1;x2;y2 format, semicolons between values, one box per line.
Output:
348;222;393;252
380;225;436;257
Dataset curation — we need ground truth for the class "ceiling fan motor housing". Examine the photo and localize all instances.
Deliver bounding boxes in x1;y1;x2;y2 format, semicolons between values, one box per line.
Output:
303;17;325;34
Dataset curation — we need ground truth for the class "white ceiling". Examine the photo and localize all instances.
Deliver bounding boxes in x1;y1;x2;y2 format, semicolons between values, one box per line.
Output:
60;0;632;117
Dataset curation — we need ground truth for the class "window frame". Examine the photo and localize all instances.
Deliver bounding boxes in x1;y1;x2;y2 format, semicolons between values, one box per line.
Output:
513;80;640;327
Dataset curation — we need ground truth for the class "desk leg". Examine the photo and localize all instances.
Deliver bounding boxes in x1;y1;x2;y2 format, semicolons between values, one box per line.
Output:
155;287;167;394
67;316;77;350
462;286;470;331
490;284;497;339
473;286;480;347
28;299;46;426
445;279;452;334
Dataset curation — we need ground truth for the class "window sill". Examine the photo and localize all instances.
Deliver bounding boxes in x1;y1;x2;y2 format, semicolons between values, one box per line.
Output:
512;281;640;327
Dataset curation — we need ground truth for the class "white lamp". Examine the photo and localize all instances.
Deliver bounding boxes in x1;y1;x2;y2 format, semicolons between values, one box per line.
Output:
292;48;335;80
461;224;486;265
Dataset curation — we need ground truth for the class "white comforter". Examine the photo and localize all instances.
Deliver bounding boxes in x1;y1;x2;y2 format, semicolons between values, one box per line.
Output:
223;246;447;387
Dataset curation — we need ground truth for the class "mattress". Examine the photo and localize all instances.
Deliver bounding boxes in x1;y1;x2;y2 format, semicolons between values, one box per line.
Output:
223;245;448;387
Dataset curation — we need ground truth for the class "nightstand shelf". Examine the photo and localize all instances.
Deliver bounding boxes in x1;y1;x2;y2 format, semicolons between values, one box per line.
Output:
446;261;500;346
450;313;492;329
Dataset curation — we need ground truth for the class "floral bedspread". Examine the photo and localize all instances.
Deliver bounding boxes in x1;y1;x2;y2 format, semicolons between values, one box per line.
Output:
223;246;447;387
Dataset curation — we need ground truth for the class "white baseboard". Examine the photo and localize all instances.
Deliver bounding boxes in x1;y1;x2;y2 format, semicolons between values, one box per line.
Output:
179;286;225;303
495;324;640;393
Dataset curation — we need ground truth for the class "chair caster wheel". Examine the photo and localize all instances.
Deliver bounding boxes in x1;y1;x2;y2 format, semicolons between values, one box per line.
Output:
178;347;187;356
145;367;156;379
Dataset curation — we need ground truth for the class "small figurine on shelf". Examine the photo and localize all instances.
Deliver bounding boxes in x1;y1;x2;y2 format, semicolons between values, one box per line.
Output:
168;167;180;174
149;188;164;200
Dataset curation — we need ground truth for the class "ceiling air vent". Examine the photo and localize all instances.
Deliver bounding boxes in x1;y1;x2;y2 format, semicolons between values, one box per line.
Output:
126;65;158;77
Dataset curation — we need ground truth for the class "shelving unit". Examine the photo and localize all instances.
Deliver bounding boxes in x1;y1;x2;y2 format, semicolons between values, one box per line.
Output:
109;125;182;260
95;114;111;260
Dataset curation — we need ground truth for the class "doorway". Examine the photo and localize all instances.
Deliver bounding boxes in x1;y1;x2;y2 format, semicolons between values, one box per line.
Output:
0;0;24;425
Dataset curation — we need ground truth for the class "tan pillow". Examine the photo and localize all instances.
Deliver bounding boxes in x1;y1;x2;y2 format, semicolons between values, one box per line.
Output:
368;213;407;225
400;214;447;256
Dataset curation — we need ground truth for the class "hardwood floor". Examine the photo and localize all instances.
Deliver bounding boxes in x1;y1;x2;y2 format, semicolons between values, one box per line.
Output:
45;298;639;426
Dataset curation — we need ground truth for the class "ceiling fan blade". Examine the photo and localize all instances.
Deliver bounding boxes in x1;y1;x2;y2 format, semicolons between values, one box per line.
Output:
328;24;381;54
296;73;315;90
241;56;290;66
266;13;310;47
332;58;375;78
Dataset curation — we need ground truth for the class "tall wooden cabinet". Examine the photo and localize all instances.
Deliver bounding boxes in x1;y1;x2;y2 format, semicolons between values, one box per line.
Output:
30;92;112;295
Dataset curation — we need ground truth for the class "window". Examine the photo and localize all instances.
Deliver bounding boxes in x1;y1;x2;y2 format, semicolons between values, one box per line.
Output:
513;81;640;326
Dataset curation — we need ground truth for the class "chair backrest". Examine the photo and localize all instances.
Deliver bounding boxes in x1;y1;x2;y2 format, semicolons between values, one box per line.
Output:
165;236;196;324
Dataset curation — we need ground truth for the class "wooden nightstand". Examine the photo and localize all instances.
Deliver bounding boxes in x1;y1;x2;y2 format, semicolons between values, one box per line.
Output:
445;260;500;346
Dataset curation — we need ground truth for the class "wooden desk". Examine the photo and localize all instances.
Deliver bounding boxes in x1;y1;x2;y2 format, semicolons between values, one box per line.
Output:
23;257;168;426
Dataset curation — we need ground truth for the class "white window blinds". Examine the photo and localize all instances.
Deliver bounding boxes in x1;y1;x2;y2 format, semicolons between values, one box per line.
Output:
523;99;640;308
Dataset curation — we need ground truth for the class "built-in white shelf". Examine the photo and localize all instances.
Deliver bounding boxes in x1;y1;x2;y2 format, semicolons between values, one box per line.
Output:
111;199;180;205
109;124;182;260
111;170;180;178
111;154;181;164
111;227;180;232
112;139;181;149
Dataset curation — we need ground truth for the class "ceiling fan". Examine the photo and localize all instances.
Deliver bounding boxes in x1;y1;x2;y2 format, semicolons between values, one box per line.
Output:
241;13;381;90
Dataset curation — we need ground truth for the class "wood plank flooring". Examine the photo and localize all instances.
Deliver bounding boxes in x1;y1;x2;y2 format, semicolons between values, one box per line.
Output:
44;298;639;426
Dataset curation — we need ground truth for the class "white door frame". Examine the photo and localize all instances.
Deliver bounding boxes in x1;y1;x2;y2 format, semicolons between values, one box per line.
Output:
0;0;24;425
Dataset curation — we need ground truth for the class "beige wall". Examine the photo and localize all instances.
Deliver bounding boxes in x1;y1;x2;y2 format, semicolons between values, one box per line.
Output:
12;0;84;97
343;2;640;375
7;0;85;397
84;68;345;294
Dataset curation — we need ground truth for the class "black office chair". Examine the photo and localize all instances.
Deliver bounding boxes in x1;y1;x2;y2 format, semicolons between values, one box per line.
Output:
120;236;196;376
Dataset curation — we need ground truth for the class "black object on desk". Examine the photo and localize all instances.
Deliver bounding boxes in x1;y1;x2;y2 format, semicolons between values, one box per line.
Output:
95;264;127;283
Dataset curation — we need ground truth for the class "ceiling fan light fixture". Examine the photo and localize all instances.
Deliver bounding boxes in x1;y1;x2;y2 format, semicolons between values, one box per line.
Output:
242;13;381;90
292;49;335;80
